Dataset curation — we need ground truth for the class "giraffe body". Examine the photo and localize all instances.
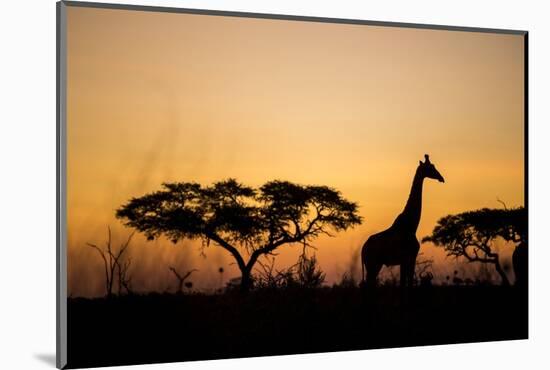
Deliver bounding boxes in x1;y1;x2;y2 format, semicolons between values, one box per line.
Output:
361;155;444;287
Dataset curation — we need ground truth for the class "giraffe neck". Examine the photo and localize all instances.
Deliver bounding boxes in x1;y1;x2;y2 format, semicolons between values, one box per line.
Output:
396;167;424;232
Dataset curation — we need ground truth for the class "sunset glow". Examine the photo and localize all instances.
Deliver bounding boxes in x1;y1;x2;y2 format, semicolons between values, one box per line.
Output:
66;7;524;297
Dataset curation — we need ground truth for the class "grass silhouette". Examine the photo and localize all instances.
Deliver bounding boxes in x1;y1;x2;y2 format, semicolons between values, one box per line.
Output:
67;284;527;368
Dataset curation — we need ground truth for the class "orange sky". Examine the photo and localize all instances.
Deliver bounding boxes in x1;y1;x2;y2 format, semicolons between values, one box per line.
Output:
66;6;524;297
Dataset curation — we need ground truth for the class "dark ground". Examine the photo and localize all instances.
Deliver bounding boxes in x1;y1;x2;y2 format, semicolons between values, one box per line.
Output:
66;286;527;369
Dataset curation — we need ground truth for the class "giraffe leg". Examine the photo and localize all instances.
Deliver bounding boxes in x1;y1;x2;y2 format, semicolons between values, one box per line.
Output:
407;260;416;287
400;261;414;288
409;257;416;286
366;262;382;288
410;239;420;287
400;263;407;287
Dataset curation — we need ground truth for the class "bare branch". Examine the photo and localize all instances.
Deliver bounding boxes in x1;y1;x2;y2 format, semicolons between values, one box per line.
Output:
169;266;198;293
496;198;508;210
87;227;135;297
86;243;110;296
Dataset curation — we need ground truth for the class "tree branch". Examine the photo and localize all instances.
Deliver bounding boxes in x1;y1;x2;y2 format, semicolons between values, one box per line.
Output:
461;244;496;264
207;232;247;272
86;243;110;296
169;267;198;293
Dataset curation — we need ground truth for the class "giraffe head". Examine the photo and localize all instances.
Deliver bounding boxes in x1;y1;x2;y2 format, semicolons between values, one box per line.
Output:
419;154;445;183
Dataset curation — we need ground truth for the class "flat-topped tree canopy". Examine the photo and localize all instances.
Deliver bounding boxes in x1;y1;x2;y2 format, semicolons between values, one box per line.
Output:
422;207;526;286
116;178;362;291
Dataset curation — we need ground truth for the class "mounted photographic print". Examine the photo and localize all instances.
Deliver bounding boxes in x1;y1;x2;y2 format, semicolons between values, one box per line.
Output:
56;1;528;368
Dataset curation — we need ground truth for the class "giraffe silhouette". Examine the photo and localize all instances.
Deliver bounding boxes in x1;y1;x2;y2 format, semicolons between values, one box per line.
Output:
361;154;445;287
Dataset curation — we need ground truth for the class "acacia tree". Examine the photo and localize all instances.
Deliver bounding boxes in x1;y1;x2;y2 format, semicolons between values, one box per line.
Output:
116;179;362;291
422;207;526;286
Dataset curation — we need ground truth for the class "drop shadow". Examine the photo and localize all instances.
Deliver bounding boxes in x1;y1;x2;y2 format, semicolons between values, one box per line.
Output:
34;353;56;367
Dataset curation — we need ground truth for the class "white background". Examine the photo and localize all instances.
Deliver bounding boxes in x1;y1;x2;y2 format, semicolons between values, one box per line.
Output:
1;0;549;369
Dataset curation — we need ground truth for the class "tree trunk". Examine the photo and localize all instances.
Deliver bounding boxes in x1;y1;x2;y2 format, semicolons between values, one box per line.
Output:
512;243;528;288
494;259;510;286
240;268;253;292
239;251;263;292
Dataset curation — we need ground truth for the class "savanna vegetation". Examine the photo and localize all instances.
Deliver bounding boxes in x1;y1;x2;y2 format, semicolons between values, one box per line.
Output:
67;180;527;368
